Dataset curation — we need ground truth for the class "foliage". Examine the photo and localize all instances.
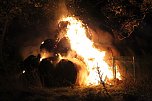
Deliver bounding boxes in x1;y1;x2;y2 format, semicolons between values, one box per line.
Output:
67;0;152;40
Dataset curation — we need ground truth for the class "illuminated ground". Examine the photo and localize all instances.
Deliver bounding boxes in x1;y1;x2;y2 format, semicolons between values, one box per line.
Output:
0;74;152;101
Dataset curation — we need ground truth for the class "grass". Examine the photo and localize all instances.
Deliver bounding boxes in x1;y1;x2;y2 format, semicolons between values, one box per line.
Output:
0;77;152;101
1;56;152;101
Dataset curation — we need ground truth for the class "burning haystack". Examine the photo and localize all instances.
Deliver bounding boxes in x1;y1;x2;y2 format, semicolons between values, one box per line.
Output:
19;15;122;88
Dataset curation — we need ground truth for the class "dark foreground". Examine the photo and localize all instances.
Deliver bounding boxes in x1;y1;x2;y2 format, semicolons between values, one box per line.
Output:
0;78;152;101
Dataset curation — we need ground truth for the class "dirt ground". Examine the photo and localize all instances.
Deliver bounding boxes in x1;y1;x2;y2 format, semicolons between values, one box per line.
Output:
1;69;152;101
0;80;152;101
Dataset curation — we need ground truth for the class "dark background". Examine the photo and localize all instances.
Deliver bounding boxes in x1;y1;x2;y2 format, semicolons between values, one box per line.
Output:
0;0;152;82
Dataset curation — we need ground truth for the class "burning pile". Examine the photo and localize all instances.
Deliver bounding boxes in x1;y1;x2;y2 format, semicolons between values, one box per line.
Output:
41;16;121;86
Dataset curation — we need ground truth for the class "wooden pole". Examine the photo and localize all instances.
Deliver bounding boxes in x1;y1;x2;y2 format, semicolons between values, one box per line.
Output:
133;56;135;82
114;62;116;80
112;57;116;81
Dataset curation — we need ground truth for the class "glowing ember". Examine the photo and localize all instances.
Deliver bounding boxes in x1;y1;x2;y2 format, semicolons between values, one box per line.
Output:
59;16;121;86
22;70;25;74
41;41;44;45
40;49;52;61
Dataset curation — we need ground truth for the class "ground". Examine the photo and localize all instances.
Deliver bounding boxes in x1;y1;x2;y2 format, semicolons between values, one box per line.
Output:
0;74;152;101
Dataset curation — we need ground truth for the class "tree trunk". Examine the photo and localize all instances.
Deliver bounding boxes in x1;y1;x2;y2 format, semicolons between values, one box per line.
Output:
0;17;9;65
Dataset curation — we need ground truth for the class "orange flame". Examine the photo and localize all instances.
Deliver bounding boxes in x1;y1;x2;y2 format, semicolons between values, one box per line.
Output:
59;16;121;86
40;49;52;61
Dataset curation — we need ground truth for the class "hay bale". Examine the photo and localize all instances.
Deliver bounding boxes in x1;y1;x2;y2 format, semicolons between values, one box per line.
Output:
56;37;70;55
23;55;39;71
38;58;55;87
40;39;56;52
20;55;40;87
55;59;77;87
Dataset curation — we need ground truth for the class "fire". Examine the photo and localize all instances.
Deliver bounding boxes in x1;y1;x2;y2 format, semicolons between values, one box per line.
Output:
59;16;121;86
40;49;52;61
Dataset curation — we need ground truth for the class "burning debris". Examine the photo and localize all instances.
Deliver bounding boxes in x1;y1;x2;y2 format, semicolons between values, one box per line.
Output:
40;39;57;61
19;15;122;88
57;16;122;86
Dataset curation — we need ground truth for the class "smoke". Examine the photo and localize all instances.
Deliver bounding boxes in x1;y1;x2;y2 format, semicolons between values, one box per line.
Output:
55;0;71;21
20;0;71;59
19;0;120;60
83;20;120;57
19;27;52;60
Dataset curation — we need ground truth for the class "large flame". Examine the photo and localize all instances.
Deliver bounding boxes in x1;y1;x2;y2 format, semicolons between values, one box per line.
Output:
59;16;121;86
